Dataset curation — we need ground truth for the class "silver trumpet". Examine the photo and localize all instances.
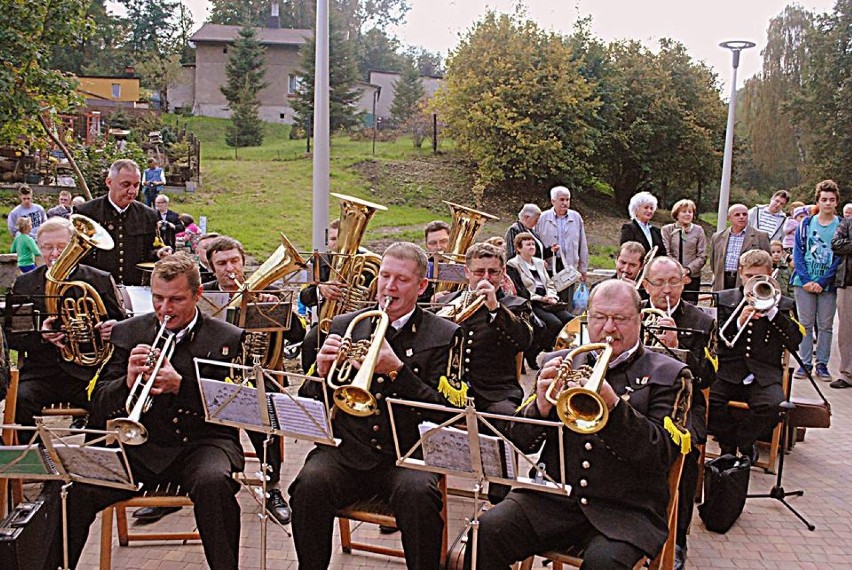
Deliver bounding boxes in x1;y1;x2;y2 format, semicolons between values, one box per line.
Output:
108;316;177;445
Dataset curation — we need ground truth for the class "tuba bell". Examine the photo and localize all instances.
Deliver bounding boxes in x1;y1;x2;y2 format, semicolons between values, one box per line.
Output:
432;201;498;295
545;339;613;434
45;214;115;367
319;193;387;333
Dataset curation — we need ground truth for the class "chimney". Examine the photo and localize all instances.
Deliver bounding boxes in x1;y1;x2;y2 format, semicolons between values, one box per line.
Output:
266;2;280;28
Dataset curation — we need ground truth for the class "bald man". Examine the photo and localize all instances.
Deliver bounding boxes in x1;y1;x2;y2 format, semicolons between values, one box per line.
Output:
709;204;771;291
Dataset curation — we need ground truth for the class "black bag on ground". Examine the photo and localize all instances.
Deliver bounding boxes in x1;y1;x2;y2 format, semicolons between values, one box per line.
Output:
698;454;751;533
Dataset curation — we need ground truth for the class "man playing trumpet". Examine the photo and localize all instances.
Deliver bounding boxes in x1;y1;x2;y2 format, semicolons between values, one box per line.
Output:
291;242;460;570
468;280;692;568
51;253;246;569
709;250;801;463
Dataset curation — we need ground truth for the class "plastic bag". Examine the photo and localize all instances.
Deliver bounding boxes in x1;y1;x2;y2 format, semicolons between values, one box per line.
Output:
698;454;751;533
572;283;589;313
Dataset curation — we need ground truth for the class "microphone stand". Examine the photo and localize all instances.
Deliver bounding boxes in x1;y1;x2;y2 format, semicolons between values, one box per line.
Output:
745;325;824;531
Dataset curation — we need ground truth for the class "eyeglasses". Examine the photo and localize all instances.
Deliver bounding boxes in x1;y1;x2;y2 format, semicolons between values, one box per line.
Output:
645;279;684;288
588;313;635;325
470;268;502;278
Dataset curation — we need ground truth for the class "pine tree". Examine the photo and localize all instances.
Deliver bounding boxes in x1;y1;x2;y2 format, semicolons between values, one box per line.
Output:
291;14;362;133
390;60;425;126
221;26;267;147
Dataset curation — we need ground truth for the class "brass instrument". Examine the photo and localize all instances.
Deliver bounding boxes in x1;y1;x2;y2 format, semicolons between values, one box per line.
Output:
319;193;387;333
641;306;669;346
45;214;115;367
553;314;587;350
108;316;176;445
227;233;306;369
719;275;780;348
633;245;658;289
433;201;498;295
436;289;485;323
545;339;614;434
326;298;390;416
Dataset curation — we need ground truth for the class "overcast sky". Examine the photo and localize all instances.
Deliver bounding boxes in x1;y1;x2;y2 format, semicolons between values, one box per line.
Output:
177;0;836;91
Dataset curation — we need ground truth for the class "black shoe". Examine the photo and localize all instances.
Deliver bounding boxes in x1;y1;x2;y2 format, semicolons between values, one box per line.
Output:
674;545;686;570
830;378;852;389
378;524;399;534
525;355;540;371
266;489;292;525
739;445;759;465
131;506;181;523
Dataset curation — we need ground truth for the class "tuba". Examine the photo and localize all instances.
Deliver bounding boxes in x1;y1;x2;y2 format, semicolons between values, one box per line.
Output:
719;274;780;348
319;193;387;333
432;201;498;295
325;298;390;416
228;233;306;369
45;214;115;367
545;339;614;434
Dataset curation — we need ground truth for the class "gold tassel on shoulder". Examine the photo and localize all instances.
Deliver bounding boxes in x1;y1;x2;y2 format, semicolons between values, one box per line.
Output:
704;347;718;372
664;416;692;455
438;375;468;407
516;393;537;413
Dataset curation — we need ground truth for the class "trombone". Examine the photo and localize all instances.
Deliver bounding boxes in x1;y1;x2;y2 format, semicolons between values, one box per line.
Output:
633;245;658;289
544;338;614;434
108;316;177;445
718;275;781;348
326;297;390;416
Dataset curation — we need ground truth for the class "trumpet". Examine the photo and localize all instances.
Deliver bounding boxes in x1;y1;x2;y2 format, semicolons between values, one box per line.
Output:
108;316;177;445
545;339;614;434
719;275;781;348
326;297;390;416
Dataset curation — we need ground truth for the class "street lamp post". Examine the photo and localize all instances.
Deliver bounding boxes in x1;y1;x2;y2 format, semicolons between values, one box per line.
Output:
716;40;756;232
312;0;330;252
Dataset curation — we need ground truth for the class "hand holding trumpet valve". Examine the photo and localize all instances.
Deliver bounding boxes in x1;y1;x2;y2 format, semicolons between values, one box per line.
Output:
536;352;619;418
126;344;181;396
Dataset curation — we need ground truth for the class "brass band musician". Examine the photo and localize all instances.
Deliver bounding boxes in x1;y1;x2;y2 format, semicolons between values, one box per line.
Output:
290;242;460;569
467;280;692;568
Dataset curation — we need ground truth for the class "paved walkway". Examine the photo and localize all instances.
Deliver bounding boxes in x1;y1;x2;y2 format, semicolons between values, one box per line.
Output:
63;317;852;568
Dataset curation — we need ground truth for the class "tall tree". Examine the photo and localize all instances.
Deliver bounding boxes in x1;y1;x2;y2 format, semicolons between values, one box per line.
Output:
49;0;132;76
221;26;268;147
119;0;180;56
357;28;406;78
291;14;362;132
390;59;425;125
209;0;269;26
405;47;444;76
436;11;599;193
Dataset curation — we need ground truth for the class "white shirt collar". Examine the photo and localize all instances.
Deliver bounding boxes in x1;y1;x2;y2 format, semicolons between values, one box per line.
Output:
390;307;416;331
107;195;131;214
609;340;641;368
164;309;199;344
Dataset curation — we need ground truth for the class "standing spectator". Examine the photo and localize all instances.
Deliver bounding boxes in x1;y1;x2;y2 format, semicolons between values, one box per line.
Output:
843;203;852;219
10;218;42;273
620;191;666;258
153;194;184;250
661;199;707;303
709;204;771;291
782;201;806;251
771;240;792;297
748;189;790;241
142;157;166;207
7;185;46;238
534;185;589;307
830;210;852;388
504;203;550;261
47;190;73;219
792;180;842;380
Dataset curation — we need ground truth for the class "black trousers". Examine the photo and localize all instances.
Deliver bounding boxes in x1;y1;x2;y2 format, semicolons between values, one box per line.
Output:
529;305;571;357
682;277;701;304
289;446;444;570
55;444;241;569
15;377;90;427
676;447;701;547
246;431;282;485
465;492;644;569
708;380;784;451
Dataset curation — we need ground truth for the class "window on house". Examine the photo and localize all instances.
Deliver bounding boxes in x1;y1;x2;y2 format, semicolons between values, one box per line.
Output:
223;47;228;54
288;74;302;95
111;83;121;98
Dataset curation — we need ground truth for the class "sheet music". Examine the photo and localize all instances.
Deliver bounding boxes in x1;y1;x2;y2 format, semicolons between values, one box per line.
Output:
418;422;515;479
124;286;154;315
52;443;131;485
199;378;264;429
199;291;231;320
269;393;332;441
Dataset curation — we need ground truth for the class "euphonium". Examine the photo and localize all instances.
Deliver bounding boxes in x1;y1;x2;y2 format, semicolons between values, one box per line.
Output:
545;339;614;434
319;193;387;333
326;298;390;416
719;274;780;348
436;289;486;323
641;306;669;346
432;201;498;295
108;316;176;445
45;214;115;367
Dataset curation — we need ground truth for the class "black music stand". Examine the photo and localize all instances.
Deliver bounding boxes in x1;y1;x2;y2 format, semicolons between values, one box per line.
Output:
386;398;571;569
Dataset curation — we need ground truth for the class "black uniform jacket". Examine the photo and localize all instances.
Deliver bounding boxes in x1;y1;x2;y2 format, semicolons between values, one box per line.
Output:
440;290;532;404
300;305;460;471
156;209;185;250
620;219;667;257
716;288;801;387
90;312;245;475
76;195;159;286
9;265;126;383
511;346;689;557
298;253;332;309
644;299;716;443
